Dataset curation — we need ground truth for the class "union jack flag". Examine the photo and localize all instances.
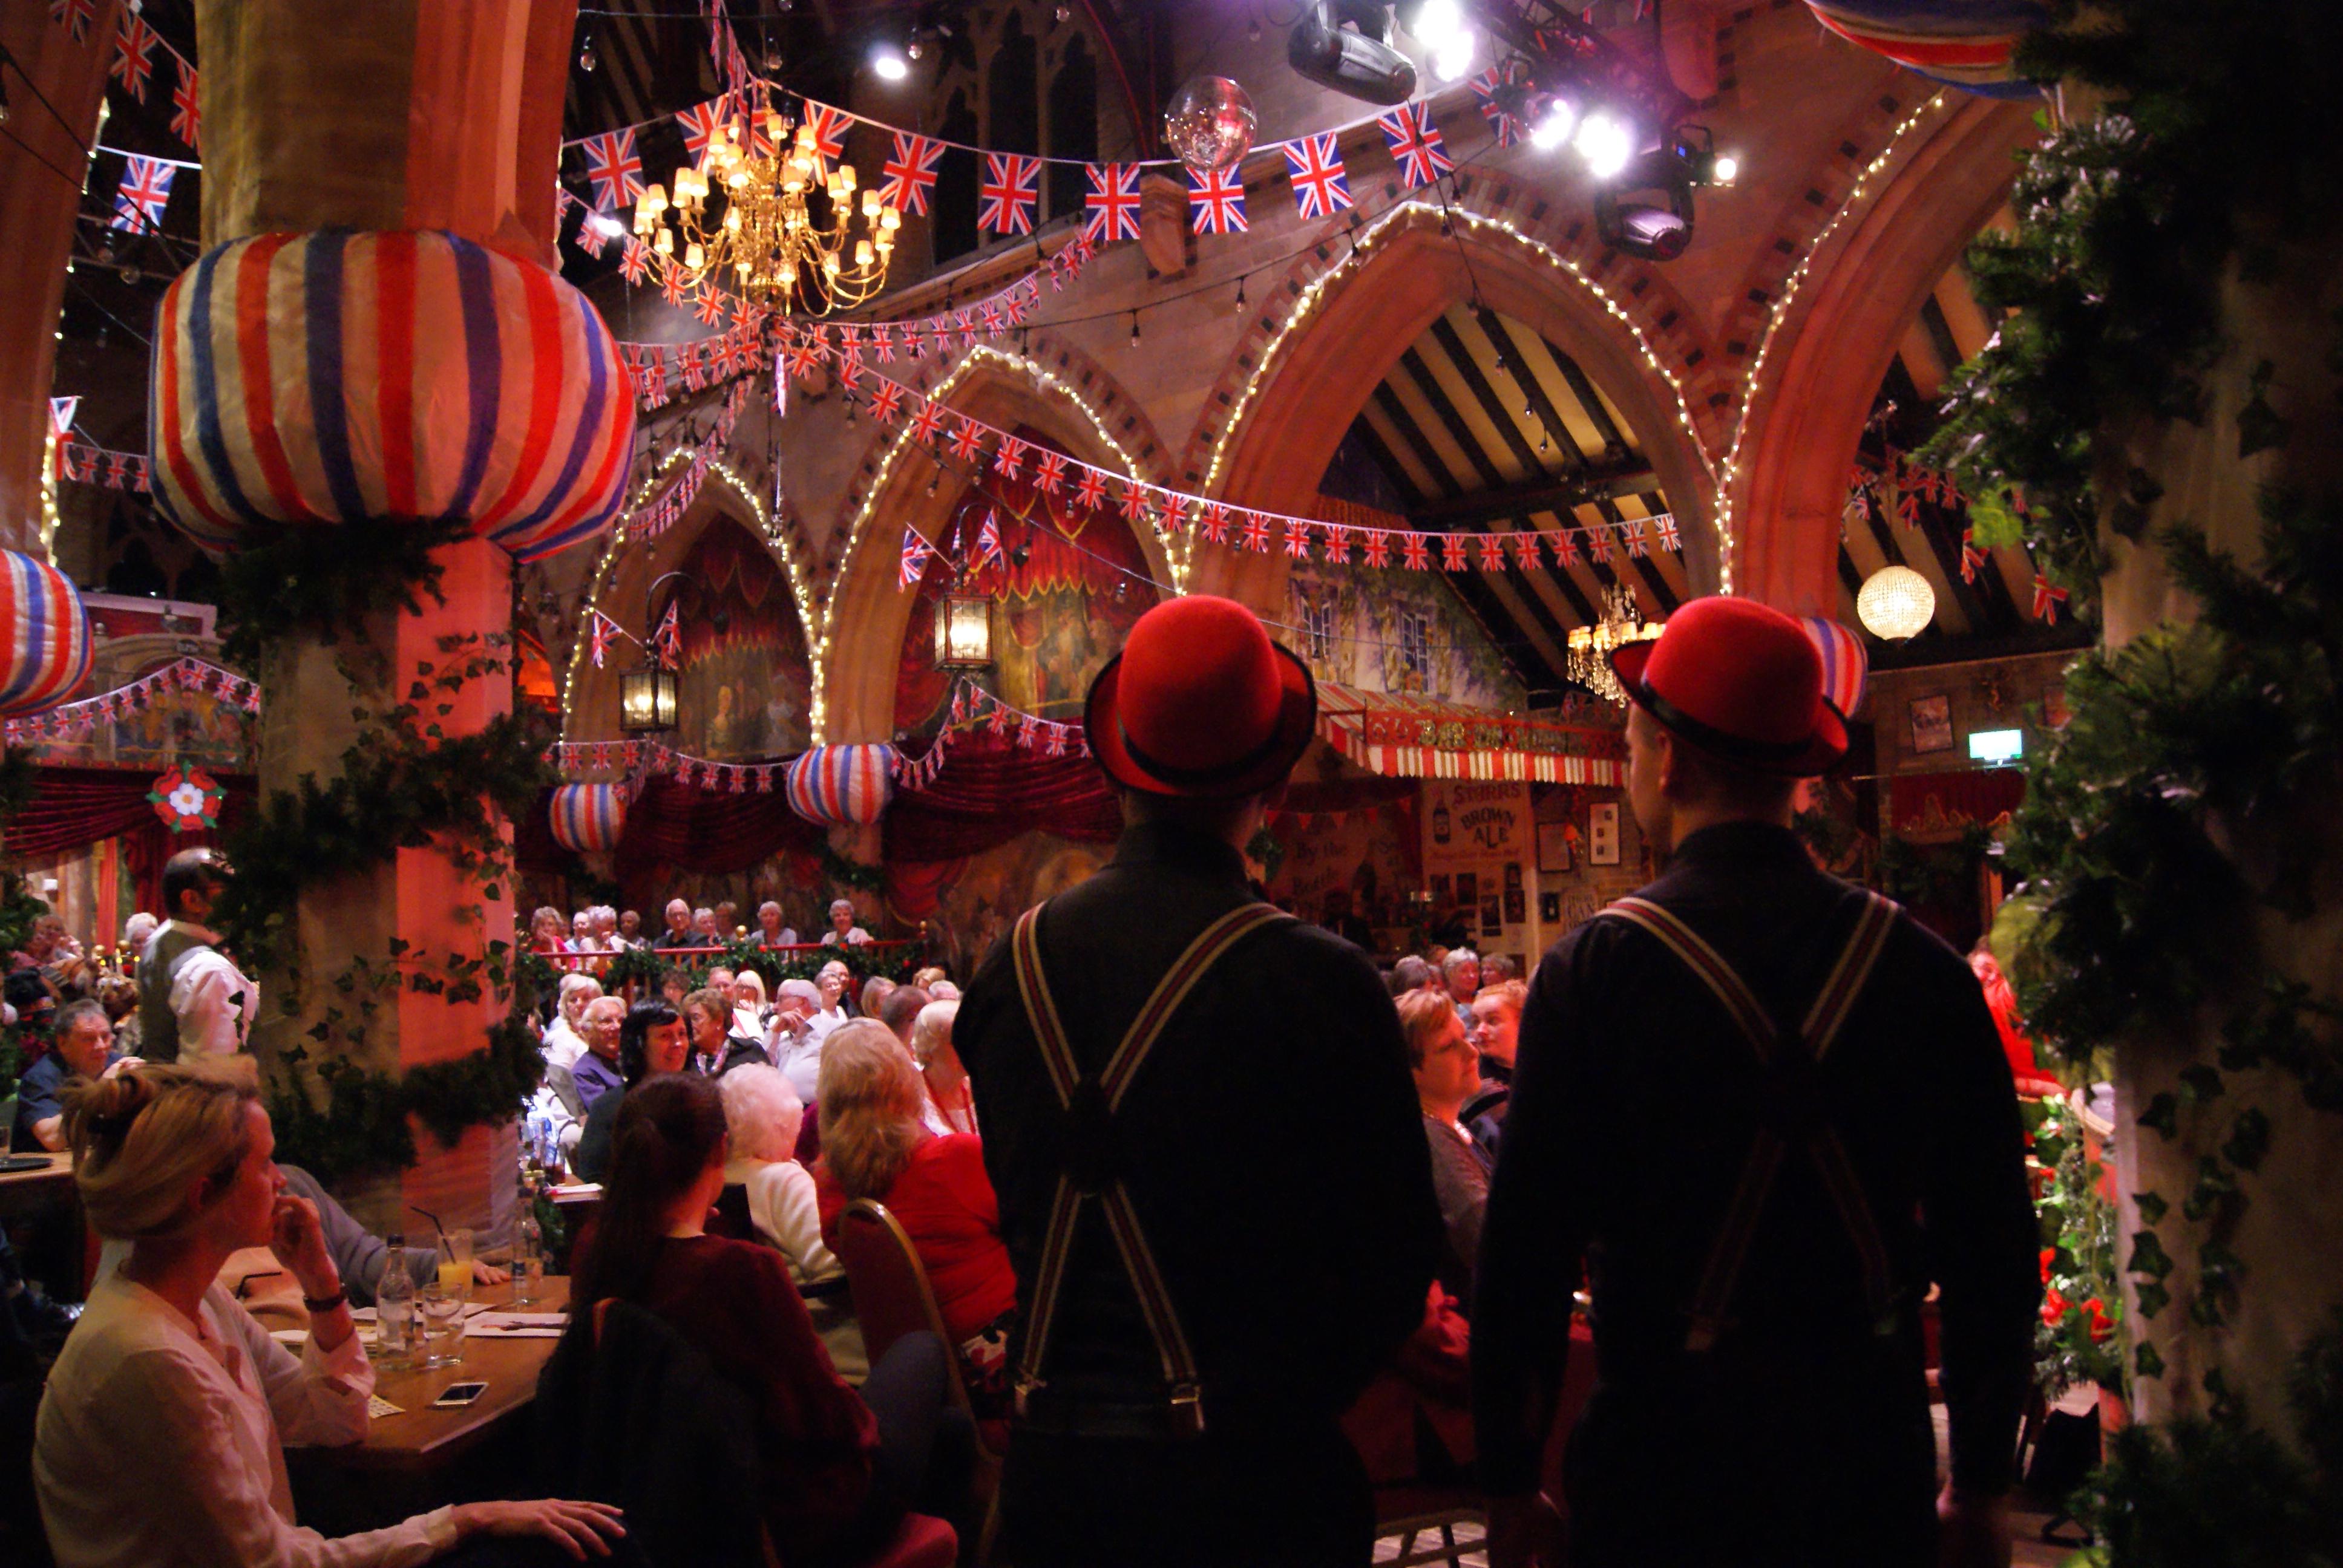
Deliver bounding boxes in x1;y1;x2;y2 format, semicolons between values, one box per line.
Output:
1034;451;1069;494
909;399;948;446
573;209;611;258
797;102;852;170
980;302;1005;336
580;129;646;212
1471;68;1527;147
1443;534;1468;570
103;452;127;489
1119;480;1150;524
1363;531;1392;567
694;290;730;328
169;59;200;152
978;154;1041;235
51;0;99;45
1959;529;1984;584
675;99;733;170
870;324;896;364
1656;514;1680;551
988;697;1014;736
1587;526;1614;563
1186;166;1247;235
1554;531;1582;566
783;341;822;381
1477;535;1506;571
619;237;651;284
879;134;943;217
1512;532;1542;567
1402;533;1430;570
2032;573;2068;624
1282;133;1352;220
589;610;616;668
1155;492;1185;539
868;380;905;424
949;417;986;464
1083;163;1143;244
994;437;1026;480
1378;103;1452;189
126;455;151;494
111;13;159;102
1072;468;1108;512
1623;518;1649;558
658;262;688;307
1200;503;1231;544
110;156;175;232
654;603;682;668
48;397;78;439
974;509;1004;569
899;528;934;590
1323;525;1353;564
1234;512;1269;552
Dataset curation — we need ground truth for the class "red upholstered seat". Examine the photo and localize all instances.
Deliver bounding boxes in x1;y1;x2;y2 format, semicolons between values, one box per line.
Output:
862;1511;960;1568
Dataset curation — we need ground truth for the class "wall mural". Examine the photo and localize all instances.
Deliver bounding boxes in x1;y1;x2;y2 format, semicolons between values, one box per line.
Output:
16;676;256;772
671;518;815;762
896;832;1113;981
1286;497;1523;708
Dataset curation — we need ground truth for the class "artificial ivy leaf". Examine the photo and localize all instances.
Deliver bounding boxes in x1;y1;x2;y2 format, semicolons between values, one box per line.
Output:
2235;359;2291;458
2134;1340;2165;1380
2135;1280;2170;1320
2140;1093;2180;1139
2222;1107;2272;1171
2135;1189;2168;1223
2130;1229;2177;1279
2177;1063;2225;1105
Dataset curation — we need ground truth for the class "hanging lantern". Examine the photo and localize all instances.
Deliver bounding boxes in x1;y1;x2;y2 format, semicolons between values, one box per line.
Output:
785;743;896;826
1856;565;1936;641
933;593;994;670
1163;76;1257;174
548;782;628;855
1801;1;2046;99
0;550;94;717
1796;616;1869;717
619;660;680;734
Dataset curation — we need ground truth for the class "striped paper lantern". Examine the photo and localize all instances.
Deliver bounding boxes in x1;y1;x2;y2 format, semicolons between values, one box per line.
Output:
785;744;896;826
1799;616;1869;719
548;782;627;855
1803;1;2045;98
149;230;635;563
0;550;94;717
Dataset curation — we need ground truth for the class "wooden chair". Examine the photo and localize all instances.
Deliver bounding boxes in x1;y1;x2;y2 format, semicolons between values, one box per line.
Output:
834;1198;1004;1566
1374;1485;1485;1568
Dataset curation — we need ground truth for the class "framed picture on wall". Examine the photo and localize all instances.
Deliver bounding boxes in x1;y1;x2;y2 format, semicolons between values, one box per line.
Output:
1480;897;1502;936
1536;822;1574;874
1454;872;1477;907
1503;861;1522;890
1430;874;1452;906
1589;802;1621;866
1910;693;1954;754
1504;888;1526;923
1539;891;1561;923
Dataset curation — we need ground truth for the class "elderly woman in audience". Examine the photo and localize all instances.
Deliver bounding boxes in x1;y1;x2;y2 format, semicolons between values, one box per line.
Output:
1388;954;1435;997
822;898;873;946
858;975;895;1025
910;966;949;990
814;1022;1015;1413
716;1063;865;1377
755;900;799;948
528;906;573;956
572;1073;968;1563
908;1000;975;1137
683;987;767;1079
811;961;854;1034
543;974;603;1073
1398;988;1490;1314
730;969;769;1039
1462;978;1527;1156
573;999;689;1183
35;1059;623;1565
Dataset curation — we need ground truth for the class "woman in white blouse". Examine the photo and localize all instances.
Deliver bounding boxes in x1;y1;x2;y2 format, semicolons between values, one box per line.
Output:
34;1059;624;1567
715;1063;866;1380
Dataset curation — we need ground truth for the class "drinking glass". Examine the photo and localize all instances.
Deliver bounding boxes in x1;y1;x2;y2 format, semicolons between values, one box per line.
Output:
416;1284;467;1370
436;1227;474;1300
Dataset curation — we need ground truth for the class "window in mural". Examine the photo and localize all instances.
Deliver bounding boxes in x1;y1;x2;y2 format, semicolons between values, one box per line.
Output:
1395;609;1432;691
1301;595;1337;667
666;519;816;760
894;427;1158;734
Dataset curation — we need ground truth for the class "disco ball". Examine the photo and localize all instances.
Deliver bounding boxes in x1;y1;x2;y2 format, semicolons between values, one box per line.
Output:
1164;76;1256;174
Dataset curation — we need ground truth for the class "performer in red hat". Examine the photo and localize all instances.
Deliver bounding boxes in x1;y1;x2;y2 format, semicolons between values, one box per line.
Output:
1473;596;2040;1568
957;595;1441;1568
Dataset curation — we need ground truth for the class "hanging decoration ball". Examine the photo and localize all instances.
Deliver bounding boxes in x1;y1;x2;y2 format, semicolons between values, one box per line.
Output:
150;230;635;566
1856;564;1936;642
1164;76;1257;175
548;782;628;855
1796;616;1869;717
147;765;226;833
785;743;896;826
1800;1;2046;100
0;549;94;718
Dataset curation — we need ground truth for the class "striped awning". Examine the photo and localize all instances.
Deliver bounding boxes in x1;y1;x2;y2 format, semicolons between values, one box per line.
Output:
1316;683;1625;786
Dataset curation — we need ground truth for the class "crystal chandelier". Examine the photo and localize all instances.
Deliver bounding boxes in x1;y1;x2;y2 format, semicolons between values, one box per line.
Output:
1567;581;1664;704
634;108;899;316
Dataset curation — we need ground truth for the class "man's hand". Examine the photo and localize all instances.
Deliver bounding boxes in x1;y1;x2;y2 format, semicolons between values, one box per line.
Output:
1937;1484;2012;1568
1486;1492;1567;1568
472;1258;512;1287
269;1194;341;1299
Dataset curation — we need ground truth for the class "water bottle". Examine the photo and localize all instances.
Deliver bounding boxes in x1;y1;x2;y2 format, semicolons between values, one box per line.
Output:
514;1204;545;1305
375;1232;416;1367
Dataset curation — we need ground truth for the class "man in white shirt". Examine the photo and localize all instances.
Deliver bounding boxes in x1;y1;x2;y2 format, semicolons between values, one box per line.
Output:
819;898;873;946
770;978;830;1104
137;849;258;1063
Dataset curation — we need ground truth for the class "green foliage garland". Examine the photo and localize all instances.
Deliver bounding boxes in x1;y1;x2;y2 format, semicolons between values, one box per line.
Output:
2028;1097;2126;1398
215;516;473;670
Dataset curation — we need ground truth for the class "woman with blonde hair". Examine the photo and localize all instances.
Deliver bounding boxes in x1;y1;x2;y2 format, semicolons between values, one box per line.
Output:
34;1059;623;1566
908;999;975;1137
716;1063;863;1378
814;1021;1015;1411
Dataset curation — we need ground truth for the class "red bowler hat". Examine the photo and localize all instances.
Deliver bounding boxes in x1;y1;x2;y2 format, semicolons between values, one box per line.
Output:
1610;595;1847;777
1086;595;1317;798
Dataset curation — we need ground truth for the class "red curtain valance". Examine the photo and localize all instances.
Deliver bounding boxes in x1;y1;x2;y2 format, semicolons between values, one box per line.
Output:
885;731;1121;865
1886;768;2026;835
2;764;257;914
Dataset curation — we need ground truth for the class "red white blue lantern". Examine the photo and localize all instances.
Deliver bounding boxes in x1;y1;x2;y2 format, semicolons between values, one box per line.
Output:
0;550;94;717
1802;1;2045;99
548;782;628;855
1798;615;1869;719
149;230;635;563
785;744;896;826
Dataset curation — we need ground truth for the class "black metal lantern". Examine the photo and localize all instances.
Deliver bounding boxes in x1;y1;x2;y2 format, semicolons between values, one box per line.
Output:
618;659;678;733
932;592;994;670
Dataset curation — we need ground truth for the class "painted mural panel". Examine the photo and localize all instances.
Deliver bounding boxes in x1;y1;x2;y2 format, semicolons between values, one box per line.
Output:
1263;798;1421;932
669;520;815;761
14;676;256;771
896;832;1114;981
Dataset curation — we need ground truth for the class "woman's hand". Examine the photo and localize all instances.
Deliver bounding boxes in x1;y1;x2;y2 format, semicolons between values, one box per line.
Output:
269;1194;341;1300
451;1499;628;1560
471;1258;513;1287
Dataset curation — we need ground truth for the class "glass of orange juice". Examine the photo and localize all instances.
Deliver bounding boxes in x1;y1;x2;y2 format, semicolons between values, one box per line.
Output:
437;1227;474;1301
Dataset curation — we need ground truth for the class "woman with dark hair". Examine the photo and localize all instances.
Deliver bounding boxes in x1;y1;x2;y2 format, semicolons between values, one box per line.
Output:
572;1000;687;1183
569;1074;968;1565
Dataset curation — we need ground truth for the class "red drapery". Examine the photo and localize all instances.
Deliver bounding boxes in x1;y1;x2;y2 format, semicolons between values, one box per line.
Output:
1886;769;2026;835
885;732;1120;866
3;765;255;914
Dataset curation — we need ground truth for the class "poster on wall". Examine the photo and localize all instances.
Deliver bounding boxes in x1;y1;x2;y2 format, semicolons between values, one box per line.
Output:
1421;778;1534;967
1588;802;1621;866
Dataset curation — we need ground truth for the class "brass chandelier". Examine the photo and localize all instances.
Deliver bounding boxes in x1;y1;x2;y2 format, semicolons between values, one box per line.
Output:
633;108;900;316
1567;581;1664;704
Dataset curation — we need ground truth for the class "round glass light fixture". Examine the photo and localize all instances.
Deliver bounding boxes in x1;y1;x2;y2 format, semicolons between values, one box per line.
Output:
1856;564;1936;641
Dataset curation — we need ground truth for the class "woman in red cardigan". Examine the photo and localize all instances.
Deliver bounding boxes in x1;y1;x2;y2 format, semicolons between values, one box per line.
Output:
814;1021;1017;1412
573;1072;970;1565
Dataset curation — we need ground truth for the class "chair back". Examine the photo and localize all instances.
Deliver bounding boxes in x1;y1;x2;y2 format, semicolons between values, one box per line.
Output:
834;1198;971;1420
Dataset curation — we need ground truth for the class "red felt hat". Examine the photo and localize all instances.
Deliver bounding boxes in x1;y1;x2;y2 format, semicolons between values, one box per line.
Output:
1086;595;1317;798
1611;595;1847;777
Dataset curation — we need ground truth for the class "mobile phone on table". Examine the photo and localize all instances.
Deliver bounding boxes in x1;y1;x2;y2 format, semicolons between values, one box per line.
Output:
431;1382;489;1408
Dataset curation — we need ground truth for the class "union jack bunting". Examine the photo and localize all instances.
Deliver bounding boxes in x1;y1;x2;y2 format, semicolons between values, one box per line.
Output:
994;437;1026;480
1282;523;1313;560
1154;492;1185;539
1623;518;1650;557
1378;103;1453;189
1477;535;1506;572
879;133;944;217
1033;451;1068;494
1402;532;1431;570
48;397;77;439
573;210;611;258
980;302;1005;336
899;528;934;589
948;417;987;464
1554;531;1582;566
51;0;99;45
110;156;175;232
1186;165;1248;234
1323;525;1353;564
870;324;896;363
580;129;646;212
126;455;151;494
1471;68;1527;147
654;604;682;668
797;102;852;169
658;263;688;306
1118;480;1150;524
1512;532;1541;567
783;341;824;380
1363;530;1392;567
1083;163;1144;244
978;154;1041;236
1442;535;1468;570
1072;468;1108;512
675;99;733;170
1199;503;1231;544
1587;526;1614;563
102;452;128;489
589;610;616;668
1283;132;1352;220
2031;574;2068;624
1959;529;1984;584
111;13;159;101
694;290;730;328
619;237;651;284
909;399;948;446
867;380;906;424
974;510;1004;568
1656;514;1680;551
1240;512;1271;552
169;60;200;152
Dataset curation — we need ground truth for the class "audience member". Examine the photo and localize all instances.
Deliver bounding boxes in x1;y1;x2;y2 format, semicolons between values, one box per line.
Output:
821;899;873;946
927;981;960;1001
118;911;159;958
562;996;628;1120
714;1065;864;1377
1461;979;1527;1157
1399;990;1490;1313
573;999;687;1183
1388;955;1434;996
859;975;895;1023
569;910;593;948
542;974;603;1073
138;848;257;1063
267;1165;504;1308
13;1000;131;1151
618;909;645;947
814;1022;1016;1414
910;966;949;990
35;1059;623;1564
713;901;740;939
658;967;692;1011
654;899;698;951
692;907;721;942
564;1073;968;1563
768;979;828;1104
528;906;572;955
684;987;768;1078
756;901;799;948
908;1000;975;1137
810;962;854;1041
95;973;142;1056
586;906;624;953
731;969;769;1039
1480;953;1517;985
1440;947;1481;1027
876;985;931;1050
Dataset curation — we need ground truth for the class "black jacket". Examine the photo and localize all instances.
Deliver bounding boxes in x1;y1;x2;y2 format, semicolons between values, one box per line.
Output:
1472;821;2039;1500
958;818;1441;1434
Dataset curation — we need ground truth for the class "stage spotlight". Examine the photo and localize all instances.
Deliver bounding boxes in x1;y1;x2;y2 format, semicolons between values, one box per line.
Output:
1289;1;1418;106
1673;124;1740;186
1594;149;1694;261
1575;110;1635;180
1529;91;1581;151
1407;0;1476;82
871;45;910;81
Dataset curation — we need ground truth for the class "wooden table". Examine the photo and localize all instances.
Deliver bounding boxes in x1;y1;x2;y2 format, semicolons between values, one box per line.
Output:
0;1151;73;1215
0;1151;86;1300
